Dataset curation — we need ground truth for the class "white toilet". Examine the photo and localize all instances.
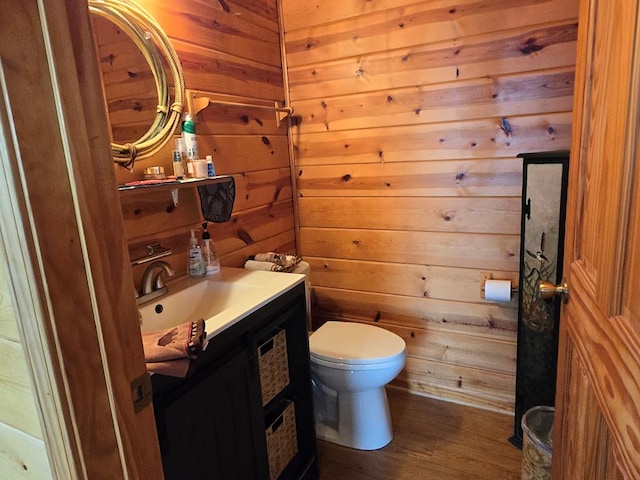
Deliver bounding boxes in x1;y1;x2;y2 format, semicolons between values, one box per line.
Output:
308;321;407;450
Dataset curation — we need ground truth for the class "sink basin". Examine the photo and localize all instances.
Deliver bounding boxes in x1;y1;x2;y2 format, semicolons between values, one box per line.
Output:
138;267;305;339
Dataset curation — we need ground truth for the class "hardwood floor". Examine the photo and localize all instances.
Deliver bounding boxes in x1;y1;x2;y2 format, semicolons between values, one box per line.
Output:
316;387;523;480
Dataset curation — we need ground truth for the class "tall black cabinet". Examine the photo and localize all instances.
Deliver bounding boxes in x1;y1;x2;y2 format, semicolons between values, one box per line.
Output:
510;151;569;447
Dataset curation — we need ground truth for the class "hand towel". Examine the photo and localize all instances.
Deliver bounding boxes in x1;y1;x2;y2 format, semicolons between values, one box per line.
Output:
142;319;207;377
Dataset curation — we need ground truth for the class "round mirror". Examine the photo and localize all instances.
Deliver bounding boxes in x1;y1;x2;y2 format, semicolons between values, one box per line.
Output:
89;0;185;168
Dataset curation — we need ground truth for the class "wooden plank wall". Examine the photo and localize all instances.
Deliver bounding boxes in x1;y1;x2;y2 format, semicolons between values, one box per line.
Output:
98;0;297;283
281;0;579;412
0;266;52;479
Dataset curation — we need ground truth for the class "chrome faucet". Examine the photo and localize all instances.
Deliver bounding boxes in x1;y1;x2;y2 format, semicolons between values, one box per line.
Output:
137;261;175;304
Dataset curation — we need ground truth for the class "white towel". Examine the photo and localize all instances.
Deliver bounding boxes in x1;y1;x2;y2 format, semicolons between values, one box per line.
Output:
244;259;279;271
254;252;300;268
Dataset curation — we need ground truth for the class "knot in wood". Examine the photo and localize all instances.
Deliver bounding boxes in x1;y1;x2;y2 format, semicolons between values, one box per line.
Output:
520;38;544;55
440;211;455;222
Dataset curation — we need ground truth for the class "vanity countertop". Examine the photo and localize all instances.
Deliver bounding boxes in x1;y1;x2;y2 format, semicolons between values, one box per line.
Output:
138;267;305;340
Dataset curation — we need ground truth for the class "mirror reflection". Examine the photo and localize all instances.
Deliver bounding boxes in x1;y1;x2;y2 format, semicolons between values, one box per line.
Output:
92;14;159;146
89;0;185;166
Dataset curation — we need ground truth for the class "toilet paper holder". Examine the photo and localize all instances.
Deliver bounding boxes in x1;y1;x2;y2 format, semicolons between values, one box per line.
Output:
480;274;519;300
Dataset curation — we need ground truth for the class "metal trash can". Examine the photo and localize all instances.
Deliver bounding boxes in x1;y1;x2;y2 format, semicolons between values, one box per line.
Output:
521;406;554;480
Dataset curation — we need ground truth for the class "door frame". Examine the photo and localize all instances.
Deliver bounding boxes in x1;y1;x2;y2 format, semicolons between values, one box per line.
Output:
0;1;163;478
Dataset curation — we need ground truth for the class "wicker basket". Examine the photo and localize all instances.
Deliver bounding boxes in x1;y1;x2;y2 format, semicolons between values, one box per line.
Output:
258;329;290;406
266;401;298;480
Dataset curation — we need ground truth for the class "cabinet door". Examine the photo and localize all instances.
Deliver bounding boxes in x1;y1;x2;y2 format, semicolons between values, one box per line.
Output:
155;346;266;479
511;152;569;447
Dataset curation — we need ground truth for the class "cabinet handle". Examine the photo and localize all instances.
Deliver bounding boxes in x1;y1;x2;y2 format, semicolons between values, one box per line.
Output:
271;413;284;433
260;338;274;356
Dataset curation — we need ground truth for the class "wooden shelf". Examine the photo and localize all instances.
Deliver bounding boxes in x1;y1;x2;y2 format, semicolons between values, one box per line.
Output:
118;175;233;206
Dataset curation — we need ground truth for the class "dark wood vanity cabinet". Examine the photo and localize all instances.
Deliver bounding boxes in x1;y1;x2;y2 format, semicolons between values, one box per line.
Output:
151;283;318;480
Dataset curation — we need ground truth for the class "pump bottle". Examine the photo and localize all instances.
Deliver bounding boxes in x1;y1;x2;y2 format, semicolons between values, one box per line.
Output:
187;229;206;277
202;223;220;276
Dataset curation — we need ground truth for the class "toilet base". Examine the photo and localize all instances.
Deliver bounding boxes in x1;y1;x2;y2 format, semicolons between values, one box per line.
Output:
314;386;393;450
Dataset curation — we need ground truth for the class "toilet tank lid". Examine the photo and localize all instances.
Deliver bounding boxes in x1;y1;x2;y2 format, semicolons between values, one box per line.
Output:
309;321;406;364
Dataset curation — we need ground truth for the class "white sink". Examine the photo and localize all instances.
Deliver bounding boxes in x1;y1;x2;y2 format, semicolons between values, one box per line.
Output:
138;267;305;339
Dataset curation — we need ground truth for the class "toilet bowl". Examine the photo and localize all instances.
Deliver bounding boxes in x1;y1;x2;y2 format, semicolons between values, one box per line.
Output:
309;321;406;450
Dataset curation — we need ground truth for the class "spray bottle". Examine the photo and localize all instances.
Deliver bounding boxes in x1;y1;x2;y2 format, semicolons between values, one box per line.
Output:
202;222;220;276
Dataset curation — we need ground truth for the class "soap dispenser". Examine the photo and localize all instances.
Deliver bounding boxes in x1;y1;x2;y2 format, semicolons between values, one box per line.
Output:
187;229;206;277
202;222;220;276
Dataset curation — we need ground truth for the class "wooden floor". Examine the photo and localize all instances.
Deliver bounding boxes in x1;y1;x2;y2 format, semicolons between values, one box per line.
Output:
316;387;523;480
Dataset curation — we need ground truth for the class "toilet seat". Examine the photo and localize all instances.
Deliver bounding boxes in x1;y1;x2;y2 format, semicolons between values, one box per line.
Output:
310;354;405;371
309;321;406;366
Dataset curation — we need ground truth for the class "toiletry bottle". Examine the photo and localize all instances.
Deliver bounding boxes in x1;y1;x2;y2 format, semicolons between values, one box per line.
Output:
175;138;190;178
187;229;206;277
172;149;185;179
206;154;215;178
175;137;186;159
202;222;220;276
182;112;199;172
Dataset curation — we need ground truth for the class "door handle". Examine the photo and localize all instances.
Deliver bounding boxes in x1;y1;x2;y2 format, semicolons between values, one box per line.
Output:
539;279;569;304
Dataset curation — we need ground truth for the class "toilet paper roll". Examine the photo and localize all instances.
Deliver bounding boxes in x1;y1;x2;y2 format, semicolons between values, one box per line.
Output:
484;279;512;302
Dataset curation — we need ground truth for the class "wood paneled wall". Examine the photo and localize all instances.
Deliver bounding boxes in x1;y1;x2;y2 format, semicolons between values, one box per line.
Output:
100;0;297;282
0;266;52;479
282;0;579;412
98;0;578;413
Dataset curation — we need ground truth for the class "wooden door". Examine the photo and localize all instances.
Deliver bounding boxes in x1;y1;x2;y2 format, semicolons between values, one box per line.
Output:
0;0;164;478
553;0;640;477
